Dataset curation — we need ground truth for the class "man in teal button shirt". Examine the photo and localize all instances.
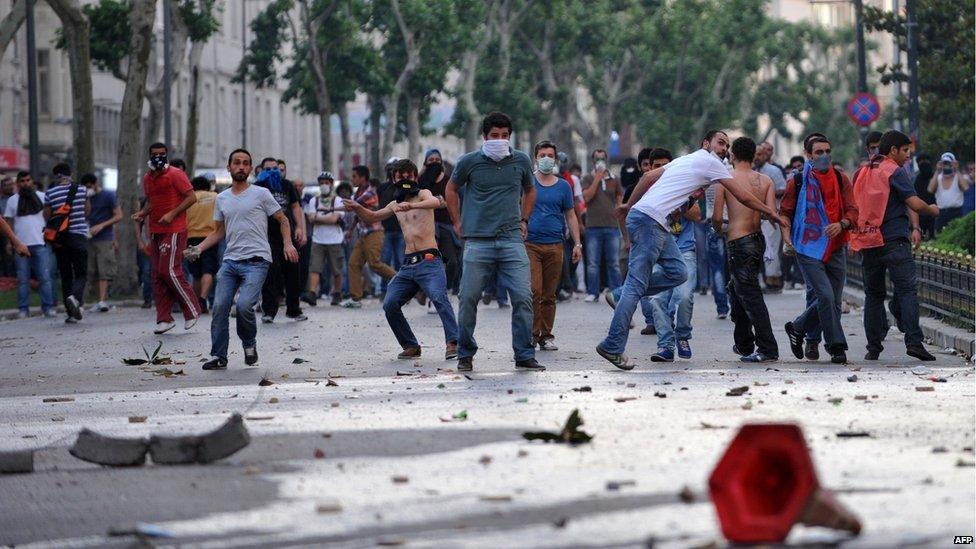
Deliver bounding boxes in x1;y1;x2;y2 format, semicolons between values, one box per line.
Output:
446;112;545;372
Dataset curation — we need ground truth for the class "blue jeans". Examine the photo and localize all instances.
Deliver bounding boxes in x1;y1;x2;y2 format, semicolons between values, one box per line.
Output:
585;227;621;296
600;211;688;355
16;244;55;313
458;238;534;361
794;251;847;353
210;259;270;360
706;228;729;315
649;249;698;350
694;222;709;292
383;256;458;348
381;231;406;292
137;250;153;302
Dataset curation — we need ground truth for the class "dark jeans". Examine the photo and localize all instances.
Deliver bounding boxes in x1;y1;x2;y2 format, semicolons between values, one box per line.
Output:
726;233;778;357
137;249;153;302
435;222;461;293
862;240;923;353
383;256;459;349
936;206;963;233
261;238;302;318
54;233;88;307
706;226;730;316
559;236;579;294
793;251;847;353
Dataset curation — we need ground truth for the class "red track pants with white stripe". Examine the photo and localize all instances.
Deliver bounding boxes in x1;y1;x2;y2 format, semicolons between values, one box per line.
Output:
150;230;200;323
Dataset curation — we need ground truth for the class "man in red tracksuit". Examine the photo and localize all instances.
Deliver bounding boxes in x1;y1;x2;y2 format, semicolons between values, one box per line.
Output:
132;142;201;334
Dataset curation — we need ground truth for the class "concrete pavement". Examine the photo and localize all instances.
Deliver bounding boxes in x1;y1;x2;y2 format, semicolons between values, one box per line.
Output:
0;289;972;547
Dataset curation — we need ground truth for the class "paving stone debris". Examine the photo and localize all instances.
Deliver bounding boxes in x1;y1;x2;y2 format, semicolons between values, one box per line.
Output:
0;449;34;474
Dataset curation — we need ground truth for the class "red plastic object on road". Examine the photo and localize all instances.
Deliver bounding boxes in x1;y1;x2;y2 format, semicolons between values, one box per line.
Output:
708;423;862;543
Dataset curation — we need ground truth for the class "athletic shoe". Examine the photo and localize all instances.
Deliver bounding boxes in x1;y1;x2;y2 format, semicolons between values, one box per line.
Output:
717;313;728;320
640;325;656;335
301;291;317;306
97;301;110;312
830;352;847;364
445;342;458;360
784;322;804;359
677;340;692;359
805;341;820;360
907;346;936;361
340;298;362;309
740;352;777;363
244;347;259;366
16;310;28;319
154;321;175;334
584;294;598;303
261;315;274;323
604;290;617;309
287;313;308;321
864;350;880;361
457;357;473;372
199;299;209;314
515;358;546;371
65;317;79;324
42;309;56;318
397;347;421;360
557;289;571;302
538;339;559;351
596;345;633;371
184;316;198;330
65;295;82;320
330;293;341;306
203;357;228;370
140;299;153;309
732;345;753;356
651;348;674;362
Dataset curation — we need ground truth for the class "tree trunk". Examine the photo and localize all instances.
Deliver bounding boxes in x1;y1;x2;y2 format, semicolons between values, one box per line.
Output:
183;40;203;173
317;104;332;173
367;94;382;176
0;0;26;61
380;0;419;161
144;0;189;153
406;95;421;162
47;0;94;175
115;0;157;294
459;50;482;151
337;101;351;177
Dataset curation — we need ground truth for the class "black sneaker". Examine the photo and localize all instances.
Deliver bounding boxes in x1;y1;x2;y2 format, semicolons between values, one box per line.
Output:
515;358;546;371
457;357;473;372
244;347;258;366
203;357;228;370
287;312;308;322
864;350;880;361
740;352;777;363
830;351;847;364
784;322;804;360
65;295;82;320
907;346;936;361
732;345;753;357
301;292;317;306
596;345;633;371
805;341;820;360
199;299;210;314
640;325;656;335
330;293;341;306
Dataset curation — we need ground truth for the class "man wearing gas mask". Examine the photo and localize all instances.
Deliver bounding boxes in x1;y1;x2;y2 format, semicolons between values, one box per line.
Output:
132;142;201;334
345;159;459;362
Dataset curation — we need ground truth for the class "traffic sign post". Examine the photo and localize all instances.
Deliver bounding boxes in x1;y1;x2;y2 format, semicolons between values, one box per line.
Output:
847;92;882;127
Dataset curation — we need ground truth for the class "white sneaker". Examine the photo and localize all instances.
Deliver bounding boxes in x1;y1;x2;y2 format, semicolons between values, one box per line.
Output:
340;298;362;309
584;294;598;303
184;316;198;330
16;311;28;319
154;321;175;334
97;301;110;312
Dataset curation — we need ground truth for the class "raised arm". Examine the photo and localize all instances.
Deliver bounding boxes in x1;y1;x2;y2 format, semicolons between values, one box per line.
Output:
343;199;395;224
927;172;938;195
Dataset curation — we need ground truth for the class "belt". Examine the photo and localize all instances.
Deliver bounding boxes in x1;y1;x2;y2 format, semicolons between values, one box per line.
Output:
727;232;763;246
405;248;440;265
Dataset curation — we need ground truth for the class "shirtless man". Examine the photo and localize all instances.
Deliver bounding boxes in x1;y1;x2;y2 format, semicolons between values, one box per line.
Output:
344;159;459;361
712;136;780;362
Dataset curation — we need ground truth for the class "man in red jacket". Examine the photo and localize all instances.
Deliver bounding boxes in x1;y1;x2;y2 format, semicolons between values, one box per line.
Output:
132;142;201;334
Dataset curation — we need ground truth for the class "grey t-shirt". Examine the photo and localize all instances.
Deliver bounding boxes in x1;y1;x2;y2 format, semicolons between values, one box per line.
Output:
214;185;281;262
451;149;534;240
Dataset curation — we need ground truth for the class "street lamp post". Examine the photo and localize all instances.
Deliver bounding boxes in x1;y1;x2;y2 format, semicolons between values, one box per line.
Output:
25;0;39;177
163;0;172;148
905;0;920;147
241;1;247;148
853;0;869;157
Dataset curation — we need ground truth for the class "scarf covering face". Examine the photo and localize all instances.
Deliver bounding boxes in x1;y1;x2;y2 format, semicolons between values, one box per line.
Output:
257;168;283;192
16;185;43;217
394;179;421;202
792;162;845;262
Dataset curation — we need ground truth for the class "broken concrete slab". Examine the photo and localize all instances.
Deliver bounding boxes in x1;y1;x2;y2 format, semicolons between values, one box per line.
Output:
149;413;250;465
69;429;149;467
0;449;34;474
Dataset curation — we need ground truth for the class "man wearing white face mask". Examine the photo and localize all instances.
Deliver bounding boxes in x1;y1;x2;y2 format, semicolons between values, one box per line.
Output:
303;172;345;306
446;112;545;372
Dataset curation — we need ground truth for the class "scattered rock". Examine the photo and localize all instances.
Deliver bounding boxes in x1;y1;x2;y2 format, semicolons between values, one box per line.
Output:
42;396;74;403
292;358;309;364
478;455;492;466
828;397;843;405
392;475;409;483
679;485;696;503
653;392;667;398
836;431;871;438
315;502;343;514
606;480;636;491
847;375;858;382
915;386;935;392
128;416;147;423
313;448;326;459
614;396;638;402
149;414;250;465
572;386;592;392
726;386;749;397
258;378;275;386
931;446;948;453
0;450;34;474
70;429;149;467
479;494;513;502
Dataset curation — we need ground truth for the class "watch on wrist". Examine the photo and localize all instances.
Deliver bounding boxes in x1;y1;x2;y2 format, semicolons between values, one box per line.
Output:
912;226;921;232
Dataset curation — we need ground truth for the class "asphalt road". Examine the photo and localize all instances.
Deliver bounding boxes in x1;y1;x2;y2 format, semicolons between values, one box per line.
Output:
0;289;972;547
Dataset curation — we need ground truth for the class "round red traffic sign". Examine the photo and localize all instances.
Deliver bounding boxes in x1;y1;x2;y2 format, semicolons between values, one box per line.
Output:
847;92;881;127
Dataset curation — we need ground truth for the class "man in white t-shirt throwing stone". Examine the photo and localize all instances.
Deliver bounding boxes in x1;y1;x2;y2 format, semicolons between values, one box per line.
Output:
186;148;298;370
596;130;786;370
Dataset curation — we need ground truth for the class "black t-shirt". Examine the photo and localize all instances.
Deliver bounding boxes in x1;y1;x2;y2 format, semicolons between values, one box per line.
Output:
255;177;300;241
882;167;918;243
377;180;401;233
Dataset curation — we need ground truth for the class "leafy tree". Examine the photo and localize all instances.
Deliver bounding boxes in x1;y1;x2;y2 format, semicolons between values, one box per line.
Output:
863;0;975;161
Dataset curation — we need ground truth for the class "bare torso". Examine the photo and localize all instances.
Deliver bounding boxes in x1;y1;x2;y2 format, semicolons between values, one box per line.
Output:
725;169;772;241
395;193;438;253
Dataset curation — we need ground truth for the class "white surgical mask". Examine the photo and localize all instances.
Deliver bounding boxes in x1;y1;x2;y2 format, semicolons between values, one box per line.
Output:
536;157;556;174
482;139;511;161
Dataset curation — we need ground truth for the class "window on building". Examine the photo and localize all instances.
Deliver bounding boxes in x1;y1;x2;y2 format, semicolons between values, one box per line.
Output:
37;49;50;116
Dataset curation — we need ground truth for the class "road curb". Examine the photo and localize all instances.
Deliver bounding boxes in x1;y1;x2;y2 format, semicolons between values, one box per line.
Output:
843;286;975;358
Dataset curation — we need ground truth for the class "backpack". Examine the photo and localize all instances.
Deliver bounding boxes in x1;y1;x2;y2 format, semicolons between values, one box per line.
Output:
849;156;898;252
43;183;79;247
